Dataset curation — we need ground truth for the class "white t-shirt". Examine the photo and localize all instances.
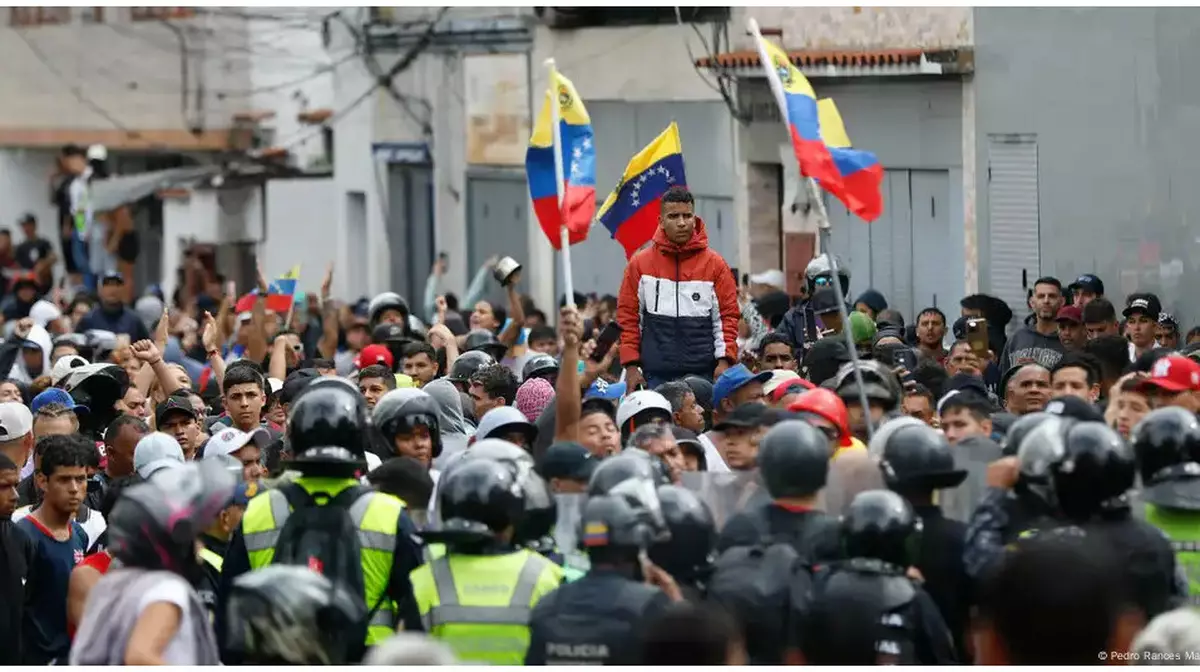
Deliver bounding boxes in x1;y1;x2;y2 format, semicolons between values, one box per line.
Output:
699;431;730;472
137;574;203;665
12;505;106;547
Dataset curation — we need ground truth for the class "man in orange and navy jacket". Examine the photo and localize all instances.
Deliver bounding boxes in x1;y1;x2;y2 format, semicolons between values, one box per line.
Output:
617;186;740;390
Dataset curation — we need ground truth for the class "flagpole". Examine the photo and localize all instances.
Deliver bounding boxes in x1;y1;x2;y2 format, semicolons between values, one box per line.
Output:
544;58;576;309
748;17;875;440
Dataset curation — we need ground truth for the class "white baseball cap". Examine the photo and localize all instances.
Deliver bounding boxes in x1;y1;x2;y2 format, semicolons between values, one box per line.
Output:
204;426;270;459
0;402;33;441
749;269;786;289
134;432;186;479
51;355;90;386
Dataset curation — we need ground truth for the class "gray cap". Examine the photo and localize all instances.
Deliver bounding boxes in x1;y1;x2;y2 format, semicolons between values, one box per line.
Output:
133;432;186;479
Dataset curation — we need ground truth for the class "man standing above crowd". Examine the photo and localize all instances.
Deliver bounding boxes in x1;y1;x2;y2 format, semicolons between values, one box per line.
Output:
618;186;740;389
999;277;1065;371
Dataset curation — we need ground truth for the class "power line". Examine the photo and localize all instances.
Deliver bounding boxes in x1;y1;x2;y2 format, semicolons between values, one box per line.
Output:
13;28;136;135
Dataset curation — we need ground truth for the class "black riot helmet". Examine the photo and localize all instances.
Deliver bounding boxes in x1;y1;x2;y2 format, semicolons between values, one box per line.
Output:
367;291;409;328
805;254;851;296
578;492;659;561
878;423;967;492
434;457;525;537
222;565;368;665
371;389;443;459
1052;421;1135;522
587;449;659;496
648;484;716;585
757;420;832;499
1132;407;1200;486
833;360;903;413
1001;411;1051;457
446;350;496;388
464;329;508;362
522;353;559;383
460;438;555;547
1015;414;1075;511
286;377;369;463
841;489;922;568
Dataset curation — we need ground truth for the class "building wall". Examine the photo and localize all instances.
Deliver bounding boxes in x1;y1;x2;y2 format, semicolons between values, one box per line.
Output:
730;6;973;49
974;8;1200;324
0;8;251;137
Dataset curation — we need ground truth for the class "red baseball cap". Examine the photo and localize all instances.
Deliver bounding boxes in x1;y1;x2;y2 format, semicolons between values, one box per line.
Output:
1136;355;1200;393
1055;305;1083;324
355;344;394;370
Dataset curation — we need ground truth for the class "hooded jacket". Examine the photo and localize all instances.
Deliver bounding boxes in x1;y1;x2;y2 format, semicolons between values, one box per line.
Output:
617;218;739;379
424;378;474;470
2;324;50;384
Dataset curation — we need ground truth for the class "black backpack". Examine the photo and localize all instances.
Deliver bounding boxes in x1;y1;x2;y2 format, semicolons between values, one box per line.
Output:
706;533;816;664
271;483;385;637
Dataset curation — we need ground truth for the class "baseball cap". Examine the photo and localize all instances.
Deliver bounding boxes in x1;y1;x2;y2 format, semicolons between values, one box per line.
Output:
1055;305;1083;324
205;426;271;458
585;379;626;402
280;368;320;405
848;311;877;344
1067;274;1104;296
714;401;769;432
101;271;125;285
1159;312;1179;329
536;441;599;482
227;480;261;508
50;354;90;385
762;369;801;397
355;343;395;370
712;364;772;408
1042;395;1105;423
1136;355;1200;394
155;395;197;427
749;269;785;288
0;402;33;441
1123;293;1163;319
671;426;707;469
30;388;88;415
133;432;186;479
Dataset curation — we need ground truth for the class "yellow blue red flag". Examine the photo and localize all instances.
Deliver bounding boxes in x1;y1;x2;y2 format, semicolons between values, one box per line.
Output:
818;99;883;222
596;122;687;258
525;68;596;249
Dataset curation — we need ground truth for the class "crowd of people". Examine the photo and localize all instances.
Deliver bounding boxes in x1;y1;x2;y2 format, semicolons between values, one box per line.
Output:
1;183;1199;665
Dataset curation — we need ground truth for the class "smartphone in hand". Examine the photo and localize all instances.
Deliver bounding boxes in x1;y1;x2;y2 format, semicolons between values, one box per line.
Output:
591;321;621;362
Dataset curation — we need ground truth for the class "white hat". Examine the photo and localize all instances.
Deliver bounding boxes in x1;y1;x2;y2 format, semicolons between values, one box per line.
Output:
29;300;62;328
134;432;186;479
268;377;284;395
204;426;270;459
51;355;90;386
0;402;33;441
762;369;802;396
749;269;786;289
87;144;108;161
616;390;673;430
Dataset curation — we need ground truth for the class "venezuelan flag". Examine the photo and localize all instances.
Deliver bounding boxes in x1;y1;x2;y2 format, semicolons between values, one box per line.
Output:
596;122;687;258
270;265;301;298
233;266;301;314
525;68;596;250
818;99;884;222
752;35;844;194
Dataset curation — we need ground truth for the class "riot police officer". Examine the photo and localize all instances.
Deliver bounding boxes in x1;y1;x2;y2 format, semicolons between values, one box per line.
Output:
1132;407;1200;602
525;489;676;665
445;350;496;393
373;388;444;470
796;490;957;664
963;414;1068;581
217;378;424;653
833;360;904;440
1049;420;1182;618
716;420;839;558
649;484;717;601
411;457;564;664
875;419;971;656
222;565;368;665
459;438;558;557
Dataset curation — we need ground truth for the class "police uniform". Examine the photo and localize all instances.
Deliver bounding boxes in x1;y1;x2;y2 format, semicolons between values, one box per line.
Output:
410;547;563;665
1144;504;1200;602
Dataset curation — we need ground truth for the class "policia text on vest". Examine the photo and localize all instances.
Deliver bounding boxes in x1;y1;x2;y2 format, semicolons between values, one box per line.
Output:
215;476;425;652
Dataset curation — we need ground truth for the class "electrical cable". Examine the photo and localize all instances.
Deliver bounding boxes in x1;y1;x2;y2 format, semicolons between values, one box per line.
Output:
13;28;137;135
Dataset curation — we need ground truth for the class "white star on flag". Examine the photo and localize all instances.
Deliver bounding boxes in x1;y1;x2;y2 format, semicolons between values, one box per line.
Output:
582;138;591;149
631;197;640;207
572;147;582;159
570;160;580;176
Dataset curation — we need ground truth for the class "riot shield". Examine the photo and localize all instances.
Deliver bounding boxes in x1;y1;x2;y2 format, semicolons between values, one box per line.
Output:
679;470;768;531
938;435;1003;522
820;451;886;517
553;493;590;575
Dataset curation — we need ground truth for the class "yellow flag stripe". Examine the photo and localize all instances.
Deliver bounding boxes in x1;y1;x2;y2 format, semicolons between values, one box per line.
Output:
529;69;591;149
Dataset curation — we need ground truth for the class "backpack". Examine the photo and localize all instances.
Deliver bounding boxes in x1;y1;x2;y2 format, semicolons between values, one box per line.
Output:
706;533;816;664
271;483;386;633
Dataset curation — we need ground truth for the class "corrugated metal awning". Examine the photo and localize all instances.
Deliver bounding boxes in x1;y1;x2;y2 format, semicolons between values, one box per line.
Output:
696;47;973;79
